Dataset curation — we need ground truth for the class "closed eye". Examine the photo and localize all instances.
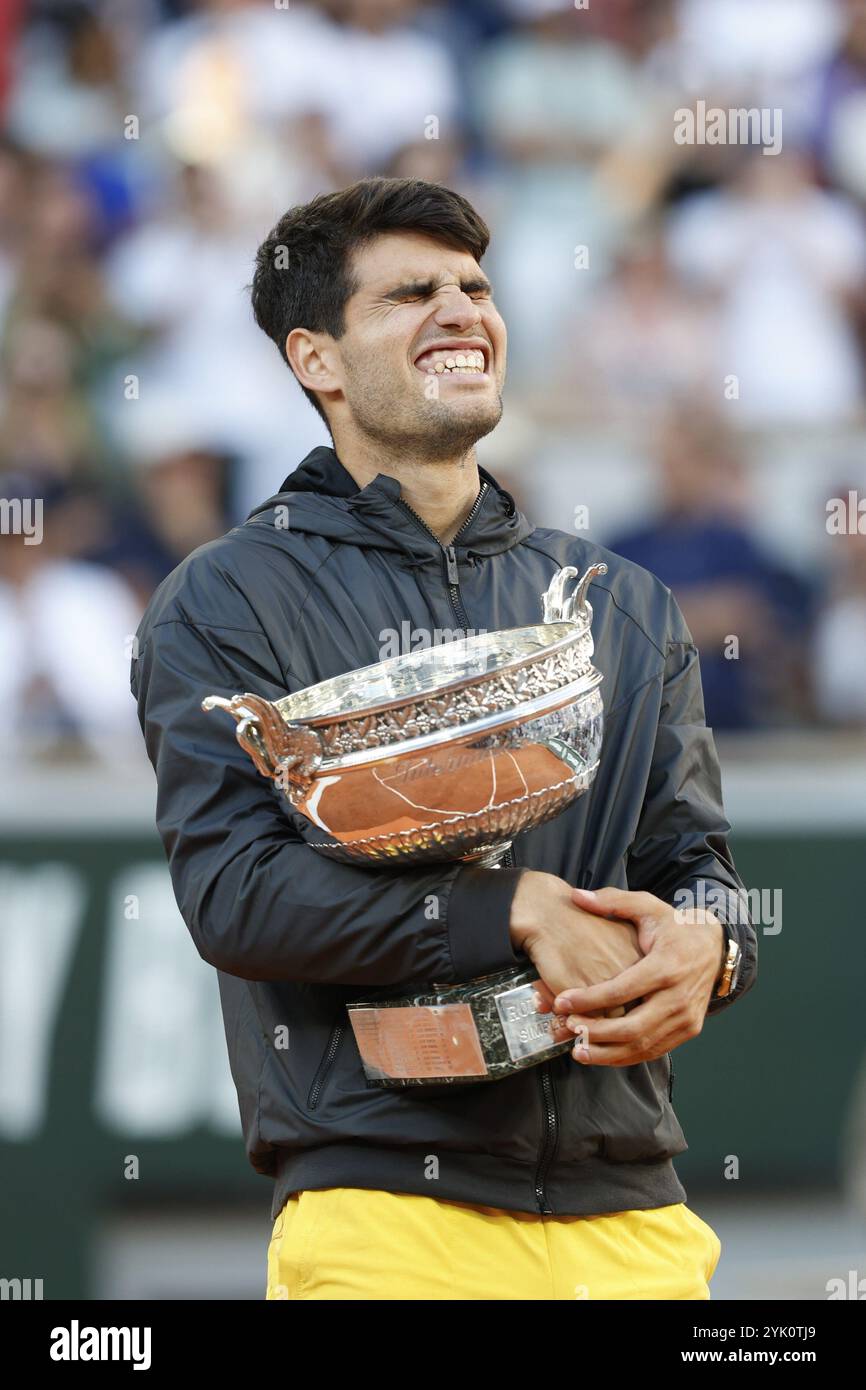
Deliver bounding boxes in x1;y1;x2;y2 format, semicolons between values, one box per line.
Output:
385;278;494;304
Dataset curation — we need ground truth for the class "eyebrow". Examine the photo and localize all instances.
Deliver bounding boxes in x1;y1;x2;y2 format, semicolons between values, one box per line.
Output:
381;275;494;301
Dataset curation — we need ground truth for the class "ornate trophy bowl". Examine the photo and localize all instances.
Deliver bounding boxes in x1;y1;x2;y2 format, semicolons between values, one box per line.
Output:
203;563;607;869
203;563;608;1087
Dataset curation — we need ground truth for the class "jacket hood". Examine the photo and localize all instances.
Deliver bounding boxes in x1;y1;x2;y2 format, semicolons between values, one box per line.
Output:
245;446;534;568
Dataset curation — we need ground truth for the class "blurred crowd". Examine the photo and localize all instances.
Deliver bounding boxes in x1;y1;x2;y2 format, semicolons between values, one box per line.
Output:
2;0;866;761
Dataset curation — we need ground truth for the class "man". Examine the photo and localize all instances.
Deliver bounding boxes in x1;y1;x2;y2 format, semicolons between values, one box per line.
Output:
131;176;757;1300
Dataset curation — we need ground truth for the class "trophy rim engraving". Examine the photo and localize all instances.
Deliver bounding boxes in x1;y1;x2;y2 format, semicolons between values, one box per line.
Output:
312;663;604;772
269;615;602;769
273;616;589;728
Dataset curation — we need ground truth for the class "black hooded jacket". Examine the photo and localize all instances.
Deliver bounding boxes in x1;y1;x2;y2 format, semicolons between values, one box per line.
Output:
131;446;757;1220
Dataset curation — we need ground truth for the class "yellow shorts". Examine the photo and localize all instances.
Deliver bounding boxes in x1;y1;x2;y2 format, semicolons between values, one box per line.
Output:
265;1187;722;1300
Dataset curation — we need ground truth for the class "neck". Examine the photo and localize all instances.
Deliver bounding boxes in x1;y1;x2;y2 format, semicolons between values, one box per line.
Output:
333;435;483;545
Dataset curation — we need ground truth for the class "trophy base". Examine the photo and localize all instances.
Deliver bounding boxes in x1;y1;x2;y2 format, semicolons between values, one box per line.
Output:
458;840;511;868
346;965;575;1088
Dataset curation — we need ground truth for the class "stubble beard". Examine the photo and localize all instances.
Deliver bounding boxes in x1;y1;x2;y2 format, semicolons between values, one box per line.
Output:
344;357;504;462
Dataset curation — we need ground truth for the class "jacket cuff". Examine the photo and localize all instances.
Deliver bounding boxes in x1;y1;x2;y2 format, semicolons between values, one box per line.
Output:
446;864;526;980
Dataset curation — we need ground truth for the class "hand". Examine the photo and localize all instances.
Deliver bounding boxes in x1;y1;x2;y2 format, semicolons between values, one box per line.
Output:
551;887;726;1067
509;871;644;1013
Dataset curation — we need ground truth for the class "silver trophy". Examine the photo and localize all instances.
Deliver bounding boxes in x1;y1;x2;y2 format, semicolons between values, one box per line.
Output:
203;563;607;1087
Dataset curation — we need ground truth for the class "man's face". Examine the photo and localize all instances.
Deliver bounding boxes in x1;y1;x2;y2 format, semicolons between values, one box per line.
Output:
326;230;507;458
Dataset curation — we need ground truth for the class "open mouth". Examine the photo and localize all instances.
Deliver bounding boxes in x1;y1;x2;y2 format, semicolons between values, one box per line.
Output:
413;343;491;378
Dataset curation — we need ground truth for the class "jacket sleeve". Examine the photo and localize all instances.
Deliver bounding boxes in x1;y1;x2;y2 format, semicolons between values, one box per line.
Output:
624;625;758;1018
132;613;524;986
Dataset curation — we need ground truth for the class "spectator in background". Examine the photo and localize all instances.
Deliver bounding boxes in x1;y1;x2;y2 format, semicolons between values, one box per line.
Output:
671;0;840;97
550;219;717;422
135;0;458;182
814;495;866;726
610;410;813;730
383;131;467;185
87;438;234;606
0;138;28;319
5;3;129;161
798;0;866;200
5;3;143;246
322;0;459;175
667;149;866;426
136;0;344;145
0;314;94;484
133;0;351;209
0;477;141;763
4;157;146;416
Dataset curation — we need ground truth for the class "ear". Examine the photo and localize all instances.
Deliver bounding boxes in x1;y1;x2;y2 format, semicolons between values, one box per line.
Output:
285;327;341;397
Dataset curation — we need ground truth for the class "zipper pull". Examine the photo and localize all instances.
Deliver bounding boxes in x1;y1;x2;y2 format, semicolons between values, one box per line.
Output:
444;545;459;586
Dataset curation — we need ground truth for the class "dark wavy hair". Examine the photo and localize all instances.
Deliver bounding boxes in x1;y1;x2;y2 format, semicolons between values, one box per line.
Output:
250;176;490;429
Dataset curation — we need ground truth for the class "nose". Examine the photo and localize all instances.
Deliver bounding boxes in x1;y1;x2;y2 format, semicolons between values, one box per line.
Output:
432;287;482;332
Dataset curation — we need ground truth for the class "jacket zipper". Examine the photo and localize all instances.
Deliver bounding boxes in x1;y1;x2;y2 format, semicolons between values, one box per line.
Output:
396;481;488;629
397;485;558;1213
308;1020;344;1110
534;1066;559;1213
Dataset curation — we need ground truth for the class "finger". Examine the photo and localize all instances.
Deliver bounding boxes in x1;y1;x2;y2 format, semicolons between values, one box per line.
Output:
561;996;668;1044
530;979;557;1014
552;954;665;1014
571;1027;686;1068
533;982;617;1019
535;998;617;1020
571;886;663;925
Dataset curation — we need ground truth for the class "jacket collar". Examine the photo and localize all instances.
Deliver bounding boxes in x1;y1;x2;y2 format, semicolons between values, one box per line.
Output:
267;445;534;559
275;445;361;501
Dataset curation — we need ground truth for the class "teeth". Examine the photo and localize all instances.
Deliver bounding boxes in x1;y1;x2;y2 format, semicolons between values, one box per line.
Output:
417;349;487;374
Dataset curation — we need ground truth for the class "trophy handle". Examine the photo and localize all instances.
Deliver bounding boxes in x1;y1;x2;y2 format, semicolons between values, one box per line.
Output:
202;692;323;793
541;563;608;625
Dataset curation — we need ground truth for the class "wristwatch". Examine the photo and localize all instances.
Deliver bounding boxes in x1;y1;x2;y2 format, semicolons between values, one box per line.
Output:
714;930;743;1000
